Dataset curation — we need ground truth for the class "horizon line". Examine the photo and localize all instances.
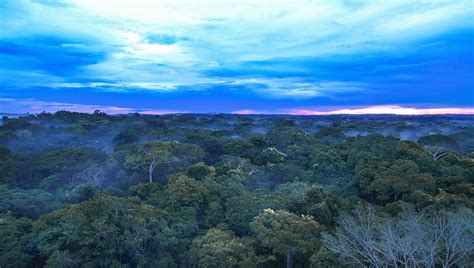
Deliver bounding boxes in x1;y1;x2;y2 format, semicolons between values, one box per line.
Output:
1;98;474;116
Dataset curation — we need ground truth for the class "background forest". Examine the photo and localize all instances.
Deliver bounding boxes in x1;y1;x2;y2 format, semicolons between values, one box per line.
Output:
0;111;473;267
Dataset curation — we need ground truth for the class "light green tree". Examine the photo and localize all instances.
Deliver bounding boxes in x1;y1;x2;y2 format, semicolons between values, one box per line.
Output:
191;227;271;267
250;209;321;268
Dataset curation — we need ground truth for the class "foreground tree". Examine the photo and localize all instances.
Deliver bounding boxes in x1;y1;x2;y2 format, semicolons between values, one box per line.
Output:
322;205;474;267
250;209;321;268
190;227;271;267
32;194;177;267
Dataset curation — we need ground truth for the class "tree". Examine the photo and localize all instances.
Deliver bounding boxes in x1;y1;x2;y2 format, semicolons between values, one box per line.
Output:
32;148;106;190
190;227;270;267
225;192;286;235
186;162;216;181
296;186;342;227
347;135;400;167
0;213;33;267
162;174;210;210
309;146;351;186
80;165;105;187
125;141;204;183
0;185;59;219
217;155;261;180
266;127;312;150
32;194;177;267
315;126;346;145
223;140;255;157
0;146;17;186
322;205;474;267
113;130;139;146
418;134;459;151
261;147;287;164
128;141;173;183
250;209;321;268
310;248;345;268
355;159;436;204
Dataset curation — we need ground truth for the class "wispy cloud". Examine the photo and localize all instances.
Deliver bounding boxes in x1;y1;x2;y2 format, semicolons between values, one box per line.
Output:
0;98;187;114
0;0;473;108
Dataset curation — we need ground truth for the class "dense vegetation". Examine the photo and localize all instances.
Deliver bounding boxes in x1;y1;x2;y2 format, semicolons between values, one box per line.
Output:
0;111;473;267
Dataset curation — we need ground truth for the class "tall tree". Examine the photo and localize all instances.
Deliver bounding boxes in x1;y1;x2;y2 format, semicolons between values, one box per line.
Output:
250;209;321;268
125;141;204;183
190;227;271;267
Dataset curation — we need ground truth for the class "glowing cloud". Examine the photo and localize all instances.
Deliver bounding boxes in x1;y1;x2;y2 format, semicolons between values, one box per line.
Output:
287;106;474;115
233;106;474;115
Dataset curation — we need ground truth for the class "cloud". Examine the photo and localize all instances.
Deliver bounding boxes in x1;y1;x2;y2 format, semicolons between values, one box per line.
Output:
0;98;186;114
2;98;473;115
232;109;268;115
229;78;364;99
0;0;473;104
234;105;474;115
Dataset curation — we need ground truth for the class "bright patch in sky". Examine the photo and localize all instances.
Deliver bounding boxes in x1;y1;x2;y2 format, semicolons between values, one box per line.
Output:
0;0;473;114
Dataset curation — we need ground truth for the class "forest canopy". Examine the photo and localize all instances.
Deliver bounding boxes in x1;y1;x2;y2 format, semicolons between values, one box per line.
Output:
0;112;473;267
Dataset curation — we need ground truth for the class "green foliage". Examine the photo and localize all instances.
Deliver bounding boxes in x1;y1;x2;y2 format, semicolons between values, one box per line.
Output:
309;146;351;186
310;248;345;268
0;213;33;267
261;147;287;164
223;140;255;157
113;130;139;146
190;227;271;267
251;209;322;267
0;146;17;185
296;187;342;226
163;174;210;209
418;134;459;150
347;135;400;167
315;126;345;144
355;159;436;204
67;183;99;203
33;148;106;190
123;141;204;184
0;185;59;218
186;162;216;181
0;113;473;267
32;194;176;267
225;191;286;235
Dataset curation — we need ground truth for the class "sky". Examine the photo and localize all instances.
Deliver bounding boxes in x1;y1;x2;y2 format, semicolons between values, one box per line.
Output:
0;0;473;115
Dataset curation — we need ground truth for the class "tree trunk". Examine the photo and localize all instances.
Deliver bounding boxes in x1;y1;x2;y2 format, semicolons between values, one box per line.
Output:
148;164;154;183
286;252;293;268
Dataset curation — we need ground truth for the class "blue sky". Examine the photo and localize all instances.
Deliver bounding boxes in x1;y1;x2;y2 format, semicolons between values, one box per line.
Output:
0;0;473;114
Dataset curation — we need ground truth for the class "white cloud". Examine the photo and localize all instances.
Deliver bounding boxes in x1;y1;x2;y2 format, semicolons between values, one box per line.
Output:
229;78;364;99
1;0;473;98
233;105;474;115
285;105;474;115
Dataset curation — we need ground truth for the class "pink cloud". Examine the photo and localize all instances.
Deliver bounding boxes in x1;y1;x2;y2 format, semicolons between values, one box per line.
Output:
139;110;189;115
286;105;474;115
232;109;269;115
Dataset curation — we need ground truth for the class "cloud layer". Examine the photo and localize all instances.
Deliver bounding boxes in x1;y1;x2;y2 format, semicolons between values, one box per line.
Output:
0;0;473;112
